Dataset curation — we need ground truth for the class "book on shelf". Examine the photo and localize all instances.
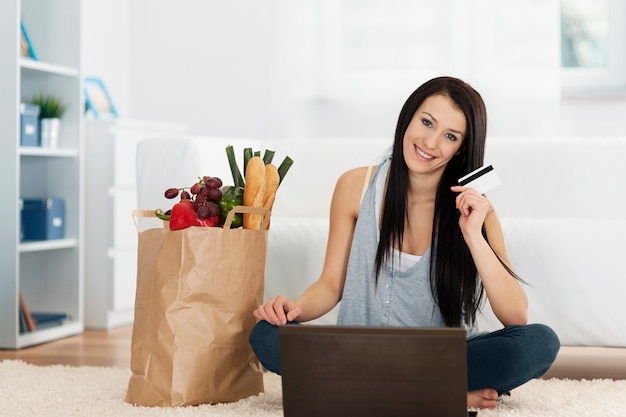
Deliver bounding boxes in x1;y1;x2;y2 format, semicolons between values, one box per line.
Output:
19;291;35;333
18;292;68;333
31;312;69;329
19;303;29;334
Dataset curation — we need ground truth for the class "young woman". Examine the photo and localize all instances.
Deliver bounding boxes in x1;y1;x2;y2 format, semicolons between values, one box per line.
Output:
250;76;560;410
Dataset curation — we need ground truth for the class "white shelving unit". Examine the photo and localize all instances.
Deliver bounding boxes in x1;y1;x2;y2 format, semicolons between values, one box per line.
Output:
0;0;84;349
84;119;187;329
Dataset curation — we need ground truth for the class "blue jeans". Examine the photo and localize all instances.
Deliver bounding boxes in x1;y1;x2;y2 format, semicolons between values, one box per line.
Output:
249;321;560;395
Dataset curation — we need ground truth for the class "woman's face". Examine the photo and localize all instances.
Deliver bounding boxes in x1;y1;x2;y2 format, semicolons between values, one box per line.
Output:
402;94;467;177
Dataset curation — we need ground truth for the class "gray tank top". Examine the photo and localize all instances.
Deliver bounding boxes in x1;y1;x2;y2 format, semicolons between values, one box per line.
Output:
337;158;445;327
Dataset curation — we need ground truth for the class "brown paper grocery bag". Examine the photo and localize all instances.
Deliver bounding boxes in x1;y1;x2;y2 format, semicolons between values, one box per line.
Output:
125;206;269;407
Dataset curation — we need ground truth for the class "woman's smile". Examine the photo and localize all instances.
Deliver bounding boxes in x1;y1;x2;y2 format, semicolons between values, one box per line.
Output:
415;145;436;161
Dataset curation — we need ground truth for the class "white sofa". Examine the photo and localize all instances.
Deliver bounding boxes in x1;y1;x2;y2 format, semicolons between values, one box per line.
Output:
136;136;626;377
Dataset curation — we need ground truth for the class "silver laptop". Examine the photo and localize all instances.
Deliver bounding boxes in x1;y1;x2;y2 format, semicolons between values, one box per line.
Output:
279;325;469;417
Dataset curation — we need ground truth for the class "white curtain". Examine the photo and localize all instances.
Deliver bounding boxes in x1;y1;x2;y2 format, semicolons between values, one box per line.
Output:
269;0;561;139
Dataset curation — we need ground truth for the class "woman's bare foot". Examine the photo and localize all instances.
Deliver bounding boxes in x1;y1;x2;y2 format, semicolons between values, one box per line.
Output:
468;388;498;409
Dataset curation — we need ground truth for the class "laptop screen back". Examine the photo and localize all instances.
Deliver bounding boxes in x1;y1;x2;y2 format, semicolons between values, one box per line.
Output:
279;325;468;417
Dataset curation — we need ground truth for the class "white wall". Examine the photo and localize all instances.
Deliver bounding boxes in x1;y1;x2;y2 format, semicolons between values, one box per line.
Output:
82;1;626;140
81;0;131;117
127;1;273;138
82;1;273;138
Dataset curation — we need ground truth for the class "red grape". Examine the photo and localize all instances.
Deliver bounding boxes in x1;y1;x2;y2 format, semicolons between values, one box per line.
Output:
206;201;220;217
206;177;222;189
208;188;222;201
190;183;201;194
197;204;210;219
164;188;179;199
194;197;206;210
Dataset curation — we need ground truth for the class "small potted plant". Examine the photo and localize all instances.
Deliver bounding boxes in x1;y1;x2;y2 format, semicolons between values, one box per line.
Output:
32;94;68;148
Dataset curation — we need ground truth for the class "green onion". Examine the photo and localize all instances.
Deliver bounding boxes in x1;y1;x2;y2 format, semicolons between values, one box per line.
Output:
263;149;276;164
226;145;244;188
277;156;294;186
243;148;253;176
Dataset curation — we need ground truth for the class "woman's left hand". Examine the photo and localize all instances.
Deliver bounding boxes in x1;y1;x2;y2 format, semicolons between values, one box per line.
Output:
450;185;491;237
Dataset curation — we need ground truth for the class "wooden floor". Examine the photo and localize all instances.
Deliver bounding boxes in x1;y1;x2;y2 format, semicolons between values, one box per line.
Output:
2;326;626;380
0;326;133;368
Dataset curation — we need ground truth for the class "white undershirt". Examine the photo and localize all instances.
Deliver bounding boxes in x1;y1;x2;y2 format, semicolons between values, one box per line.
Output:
373;168;423;273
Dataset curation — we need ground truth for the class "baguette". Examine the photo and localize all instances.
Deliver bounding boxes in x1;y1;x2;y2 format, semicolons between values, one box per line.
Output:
263;163;280;212
243;156;266;229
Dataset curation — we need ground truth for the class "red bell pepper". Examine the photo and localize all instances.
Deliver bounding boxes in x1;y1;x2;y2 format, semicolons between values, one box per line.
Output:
169;200;219;230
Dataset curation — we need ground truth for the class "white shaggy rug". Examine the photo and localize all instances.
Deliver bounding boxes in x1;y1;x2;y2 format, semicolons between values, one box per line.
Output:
1;360;625;417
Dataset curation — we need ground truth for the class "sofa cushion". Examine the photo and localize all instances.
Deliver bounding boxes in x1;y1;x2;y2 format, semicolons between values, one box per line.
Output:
478;217;626;347
264;217;339;324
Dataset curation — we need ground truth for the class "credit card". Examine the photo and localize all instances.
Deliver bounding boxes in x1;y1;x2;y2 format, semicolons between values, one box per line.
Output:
457;164;501;194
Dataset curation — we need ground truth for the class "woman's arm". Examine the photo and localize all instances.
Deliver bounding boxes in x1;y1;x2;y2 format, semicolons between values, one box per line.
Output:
253;167;369;325
451;186;528;326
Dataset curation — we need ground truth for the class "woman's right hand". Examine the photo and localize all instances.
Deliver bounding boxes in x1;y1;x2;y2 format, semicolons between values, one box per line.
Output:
253;295;303;325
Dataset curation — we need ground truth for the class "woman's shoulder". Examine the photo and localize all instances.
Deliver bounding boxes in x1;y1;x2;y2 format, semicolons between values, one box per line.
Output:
339;165;377;181
336;165;378;191
332;166;379;211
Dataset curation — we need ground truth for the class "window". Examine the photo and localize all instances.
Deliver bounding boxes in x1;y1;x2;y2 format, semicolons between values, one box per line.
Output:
561;0;626;95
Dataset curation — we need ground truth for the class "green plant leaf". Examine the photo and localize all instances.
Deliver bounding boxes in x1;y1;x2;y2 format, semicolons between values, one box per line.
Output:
32;94;68;119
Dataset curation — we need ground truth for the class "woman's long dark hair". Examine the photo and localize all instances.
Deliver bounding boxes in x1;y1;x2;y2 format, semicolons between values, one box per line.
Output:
374;76;492;328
